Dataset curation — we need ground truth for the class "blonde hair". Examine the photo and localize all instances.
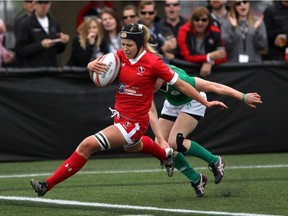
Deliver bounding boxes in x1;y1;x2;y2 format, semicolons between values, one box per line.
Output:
230;0;254;26
141;25;157;54
77;17;104;49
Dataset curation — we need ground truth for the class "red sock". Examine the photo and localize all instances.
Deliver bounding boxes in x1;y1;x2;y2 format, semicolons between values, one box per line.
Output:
46;151;87;191
140;136;166;161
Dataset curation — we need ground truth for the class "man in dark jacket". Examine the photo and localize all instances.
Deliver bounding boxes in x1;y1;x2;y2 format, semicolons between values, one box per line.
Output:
263;1;288;61
15;1;69;68
158;0;187;60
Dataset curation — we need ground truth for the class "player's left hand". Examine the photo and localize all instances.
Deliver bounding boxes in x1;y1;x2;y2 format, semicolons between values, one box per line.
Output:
244;93;263;108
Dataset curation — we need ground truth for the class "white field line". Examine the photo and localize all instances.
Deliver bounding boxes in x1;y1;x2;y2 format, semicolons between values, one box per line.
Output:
0;164;285;216
0;164;287;179
0;196;281;216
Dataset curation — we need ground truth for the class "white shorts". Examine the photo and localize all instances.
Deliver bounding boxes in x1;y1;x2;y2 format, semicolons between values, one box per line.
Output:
160;92;207;118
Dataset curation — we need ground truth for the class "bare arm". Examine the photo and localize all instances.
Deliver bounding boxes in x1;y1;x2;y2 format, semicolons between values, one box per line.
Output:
148;101;169;148
195;77;263;108
173;78;228;109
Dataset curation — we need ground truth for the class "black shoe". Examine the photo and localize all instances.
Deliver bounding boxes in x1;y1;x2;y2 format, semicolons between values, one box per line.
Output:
191;173;208;198
30;179;48;197
161;148;174;177
208;156;225;184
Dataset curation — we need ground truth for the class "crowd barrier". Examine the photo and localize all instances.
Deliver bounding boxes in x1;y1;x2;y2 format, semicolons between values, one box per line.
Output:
0;60;287;161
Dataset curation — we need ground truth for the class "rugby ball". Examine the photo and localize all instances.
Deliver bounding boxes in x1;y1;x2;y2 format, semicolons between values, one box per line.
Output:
92;53;120;87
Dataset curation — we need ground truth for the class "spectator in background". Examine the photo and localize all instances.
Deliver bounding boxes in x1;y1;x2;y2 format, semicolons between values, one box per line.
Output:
13;0;35;67
158;0;187;60
76;1;113;28
0;19;14;67
100;7;121;54
221;0;267;63
15;1;70;68
177;6;226;77
138;0;176;62
122;4;139;27
13;0;35;36
207;0;229;28
263;0;288;61
67;17;108;67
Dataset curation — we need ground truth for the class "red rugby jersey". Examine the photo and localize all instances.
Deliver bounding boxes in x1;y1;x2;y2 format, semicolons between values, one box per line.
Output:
115;50;177;122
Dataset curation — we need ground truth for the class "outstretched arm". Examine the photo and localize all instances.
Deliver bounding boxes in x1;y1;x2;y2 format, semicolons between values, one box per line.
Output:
173;78;228;109
194;77;263;108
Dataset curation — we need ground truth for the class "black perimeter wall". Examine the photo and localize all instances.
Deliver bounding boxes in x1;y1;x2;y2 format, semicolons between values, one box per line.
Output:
0;61;288;161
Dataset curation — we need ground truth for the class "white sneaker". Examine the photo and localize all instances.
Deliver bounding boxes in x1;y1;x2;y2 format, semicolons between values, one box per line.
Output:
161;148;174;177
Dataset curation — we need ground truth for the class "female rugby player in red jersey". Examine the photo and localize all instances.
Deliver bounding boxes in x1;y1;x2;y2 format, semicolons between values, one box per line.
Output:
30;23;227;197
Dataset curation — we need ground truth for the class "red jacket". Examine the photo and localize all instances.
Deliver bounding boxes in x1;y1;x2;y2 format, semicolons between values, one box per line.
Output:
177;22;227;64
76;1;113;28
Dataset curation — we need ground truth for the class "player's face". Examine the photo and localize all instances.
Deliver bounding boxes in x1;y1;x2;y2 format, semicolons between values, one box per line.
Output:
121;39;138;59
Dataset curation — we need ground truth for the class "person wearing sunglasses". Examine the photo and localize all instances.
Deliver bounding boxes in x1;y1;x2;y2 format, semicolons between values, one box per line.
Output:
220;0;268;63
158;0;187;61
122;4;140;27
263;0;288;61
177;6;227;77
138;0;176;63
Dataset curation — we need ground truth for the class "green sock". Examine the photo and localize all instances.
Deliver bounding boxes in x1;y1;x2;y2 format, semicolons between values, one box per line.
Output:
186;141;218;164
174;152;200;183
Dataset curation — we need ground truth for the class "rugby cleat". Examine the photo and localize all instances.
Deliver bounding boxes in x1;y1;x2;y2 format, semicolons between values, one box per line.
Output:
30;179;48;197
191;173;208;198
208;156;225;184
161;148;175;177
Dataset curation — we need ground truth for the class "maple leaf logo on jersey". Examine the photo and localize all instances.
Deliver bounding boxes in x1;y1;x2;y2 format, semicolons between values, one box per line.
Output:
137;66;145;75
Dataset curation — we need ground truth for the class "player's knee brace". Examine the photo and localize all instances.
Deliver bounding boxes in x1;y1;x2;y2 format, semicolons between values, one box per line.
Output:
93;131;111;151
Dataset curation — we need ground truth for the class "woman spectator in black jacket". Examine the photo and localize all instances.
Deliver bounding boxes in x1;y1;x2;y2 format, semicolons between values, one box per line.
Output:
177;6;227;77
67;17;108;67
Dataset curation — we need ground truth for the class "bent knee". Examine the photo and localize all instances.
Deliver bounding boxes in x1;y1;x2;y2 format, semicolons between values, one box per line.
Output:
123;141;142;153
77;136;101;156
167;137;177;150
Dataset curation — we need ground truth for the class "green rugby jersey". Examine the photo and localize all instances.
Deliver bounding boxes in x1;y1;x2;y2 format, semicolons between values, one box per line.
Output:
157;64;197;106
